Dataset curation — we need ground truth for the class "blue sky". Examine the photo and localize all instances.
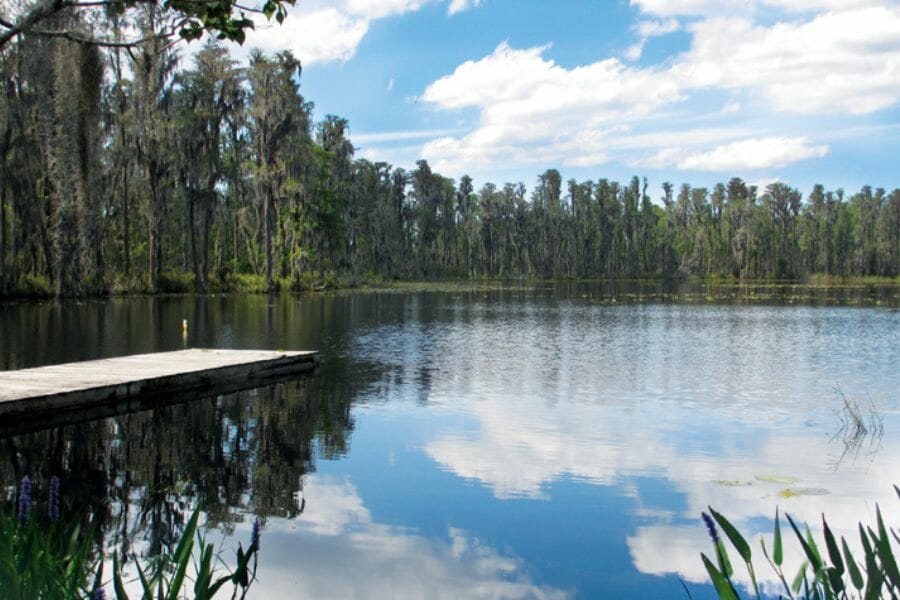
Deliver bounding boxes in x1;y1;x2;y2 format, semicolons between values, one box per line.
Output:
209;0;900;198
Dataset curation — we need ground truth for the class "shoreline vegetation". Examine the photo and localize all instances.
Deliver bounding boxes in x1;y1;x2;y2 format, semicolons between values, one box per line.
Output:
1;36;898;301
1;271;897;301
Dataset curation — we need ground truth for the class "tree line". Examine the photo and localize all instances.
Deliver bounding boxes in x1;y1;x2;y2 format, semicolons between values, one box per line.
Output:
0;16;897;297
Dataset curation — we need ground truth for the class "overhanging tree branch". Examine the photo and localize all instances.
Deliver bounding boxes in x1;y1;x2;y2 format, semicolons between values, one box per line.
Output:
0;0;293;48
0;13;190;48
0;0;68;48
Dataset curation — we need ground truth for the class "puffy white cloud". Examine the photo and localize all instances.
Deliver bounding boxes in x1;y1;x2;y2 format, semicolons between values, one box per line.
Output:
241;8;369;65
414;3;898;176
640;136;829;171
420;42;683;174
214;0;435;65
672;6;900;114
448;0;483;15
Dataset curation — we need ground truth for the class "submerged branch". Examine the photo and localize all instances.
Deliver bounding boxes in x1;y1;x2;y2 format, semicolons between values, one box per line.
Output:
828;390;884;470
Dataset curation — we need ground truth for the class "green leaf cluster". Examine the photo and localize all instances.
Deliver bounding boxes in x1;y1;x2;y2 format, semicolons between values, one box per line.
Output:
110;509;259;600
0;511;99;599
1;485;260;600
701;485;899;600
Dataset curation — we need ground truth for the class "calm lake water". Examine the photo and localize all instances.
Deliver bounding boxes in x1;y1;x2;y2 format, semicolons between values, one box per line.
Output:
1;283;898;598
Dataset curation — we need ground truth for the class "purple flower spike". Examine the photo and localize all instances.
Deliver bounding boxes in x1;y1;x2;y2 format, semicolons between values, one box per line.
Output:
251;519;261;550
49;476;61;522
93;587;106;600
17;476;32;524
702;512;720;544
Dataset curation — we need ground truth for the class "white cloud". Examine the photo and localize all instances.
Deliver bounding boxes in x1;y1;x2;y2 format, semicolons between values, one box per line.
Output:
641;136;829;171
210;0;492;66
448;0;483;15
353;128;463;144
387;78;395;92
414;3;898;176
616;126;751;150
762;0;885;12
245;8;370;64
632;0;885;16
625;18;680;61
672;6;900;114
631;0;754;17
342;0;429;20
420;41;683;174
634;17;681;38
721;99;741;114
213;0;434;66
624;41;646;61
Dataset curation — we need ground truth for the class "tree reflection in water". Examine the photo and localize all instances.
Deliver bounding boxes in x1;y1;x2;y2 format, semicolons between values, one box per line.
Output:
0;361;361;573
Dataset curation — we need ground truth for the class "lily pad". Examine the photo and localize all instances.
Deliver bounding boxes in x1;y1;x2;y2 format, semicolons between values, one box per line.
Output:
712;480;753;487
778;488;830;498
755;475;802;485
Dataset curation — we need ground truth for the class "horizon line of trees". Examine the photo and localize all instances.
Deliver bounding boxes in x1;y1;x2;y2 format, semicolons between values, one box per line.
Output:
1;17;898;298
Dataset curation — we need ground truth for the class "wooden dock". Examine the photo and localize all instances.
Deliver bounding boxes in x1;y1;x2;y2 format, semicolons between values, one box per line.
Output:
0;349;319;424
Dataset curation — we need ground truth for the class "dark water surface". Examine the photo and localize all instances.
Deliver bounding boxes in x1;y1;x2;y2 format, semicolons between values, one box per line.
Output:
1;284;898;598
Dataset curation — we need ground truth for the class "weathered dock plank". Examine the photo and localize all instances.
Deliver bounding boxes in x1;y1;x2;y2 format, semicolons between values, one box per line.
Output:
0;349;319;421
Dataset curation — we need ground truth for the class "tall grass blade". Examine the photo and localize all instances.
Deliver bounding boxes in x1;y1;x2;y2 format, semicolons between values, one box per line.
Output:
166;510;199;600
863;564;883;600
842;537;864;592
872;505;900;590
710;507;752;563
860;525;883;600
792;562;808;595
92;560;104;598
702;553;739;600
786;514;822;572
715;541;734;579
112;555;129;600
825;567;844;595
774;507;783;567
822;516;843;574
804;526;824;571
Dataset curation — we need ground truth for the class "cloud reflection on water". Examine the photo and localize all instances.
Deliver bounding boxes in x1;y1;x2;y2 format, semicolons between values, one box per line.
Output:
422;391;898;593
348;301;898;595
237;474;569;599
